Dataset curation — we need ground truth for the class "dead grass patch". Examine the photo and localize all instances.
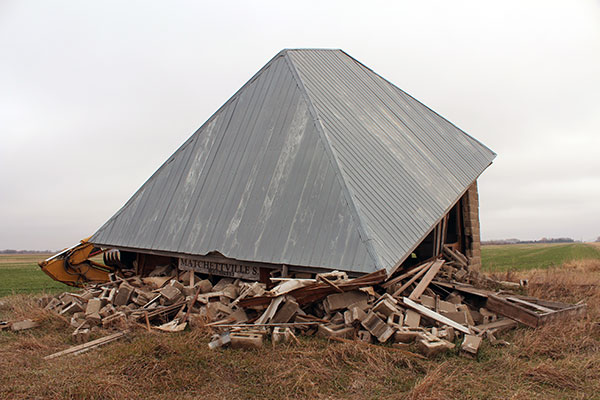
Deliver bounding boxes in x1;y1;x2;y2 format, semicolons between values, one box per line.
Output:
1;261;599;399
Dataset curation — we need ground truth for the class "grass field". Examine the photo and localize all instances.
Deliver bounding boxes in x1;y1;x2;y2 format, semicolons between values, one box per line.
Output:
0;254;71;297
1;245;600;398
482;242;600;272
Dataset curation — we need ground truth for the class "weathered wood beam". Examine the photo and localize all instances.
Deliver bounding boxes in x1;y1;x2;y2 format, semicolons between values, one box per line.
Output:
403;297;471;334
409;259;445;300
392;263;433;298
382;261;432;289
44;330;129;360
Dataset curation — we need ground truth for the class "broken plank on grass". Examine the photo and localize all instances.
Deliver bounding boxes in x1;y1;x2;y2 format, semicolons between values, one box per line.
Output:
402;297;471;334
504;296;554;313
471;318;518;335
209;322;321;328
44;330;129;360
408;259;445;300
10;319;39;331
486;295;587;328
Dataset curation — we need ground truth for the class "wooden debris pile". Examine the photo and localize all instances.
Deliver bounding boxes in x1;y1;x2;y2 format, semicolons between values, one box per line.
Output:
36;248;587;359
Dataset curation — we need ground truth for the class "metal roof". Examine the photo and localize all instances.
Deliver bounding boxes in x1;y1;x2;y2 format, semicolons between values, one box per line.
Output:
90;49;495;274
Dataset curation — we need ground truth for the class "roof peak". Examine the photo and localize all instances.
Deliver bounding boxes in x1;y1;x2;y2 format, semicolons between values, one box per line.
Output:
279;48;343;54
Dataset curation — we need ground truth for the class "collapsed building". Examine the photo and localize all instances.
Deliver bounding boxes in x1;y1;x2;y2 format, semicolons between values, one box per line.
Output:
90;48;496;281
28;50;588;358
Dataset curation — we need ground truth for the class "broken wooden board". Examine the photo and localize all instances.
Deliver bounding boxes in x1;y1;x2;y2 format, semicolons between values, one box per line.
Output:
430;280;491;299
403;297;471;334
409;259;445;300
472;318;518;335
442;245;468;268
267;279;314;296
156;320;187;332
133;300;186;321
254;296;285;325
44;330;129;360
10;319;39;331
382;261;432;289
486;295;587;328
238;269;387;308
392;262;433;298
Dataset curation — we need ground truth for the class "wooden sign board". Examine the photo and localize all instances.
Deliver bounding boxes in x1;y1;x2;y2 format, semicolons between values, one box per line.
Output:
178;257;260;281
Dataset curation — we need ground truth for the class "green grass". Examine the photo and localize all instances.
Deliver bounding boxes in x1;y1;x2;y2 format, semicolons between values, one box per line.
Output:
0;254;71;297
482;242;600;272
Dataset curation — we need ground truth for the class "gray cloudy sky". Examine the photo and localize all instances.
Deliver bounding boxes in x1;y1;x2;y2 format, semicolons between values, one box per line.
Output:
1;0;599;250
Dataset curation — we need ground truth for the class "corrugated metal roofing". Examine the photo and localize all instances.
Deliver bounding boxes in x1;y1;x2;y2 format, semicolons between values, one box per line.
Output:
286;49;496;271
90;49;495;274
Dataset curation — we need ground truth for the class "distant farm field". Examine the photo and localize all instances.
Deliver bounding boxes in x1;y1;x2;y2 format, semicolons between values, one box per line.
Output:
482;242;600;272
0;254;70;297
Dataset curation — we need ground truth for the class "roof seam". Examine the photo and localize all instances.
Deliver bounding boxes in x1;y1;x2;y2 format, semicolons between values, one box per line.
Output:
282;50;384;270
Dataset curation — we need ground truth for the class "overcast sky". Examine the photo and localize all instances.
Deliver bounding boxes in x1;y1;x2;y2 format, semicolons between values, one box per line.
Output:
1;0;599;250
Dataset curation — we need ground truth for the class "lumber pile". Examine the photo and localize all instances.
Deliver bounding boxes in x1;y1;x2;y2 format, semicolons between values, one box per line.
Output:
39;250;586;359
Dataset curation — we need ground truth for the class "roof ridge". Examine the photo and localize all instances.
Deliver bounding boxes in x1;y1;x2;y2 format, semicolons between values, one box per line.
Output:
282;51;384;270
282;48;342;52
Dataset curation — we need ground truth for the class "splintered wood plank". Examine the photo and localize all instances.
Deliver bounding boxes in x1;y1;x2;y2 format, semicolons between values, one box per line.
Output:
472;318;518;334
392;262;433;298
44;331;129;360
486;295;540;328
430;280;491;298
487;295;586;328
442;245;468;268
505;297;554;313
402;297;471;334
409;259;445;300
382;261;432;289
538;303;587;325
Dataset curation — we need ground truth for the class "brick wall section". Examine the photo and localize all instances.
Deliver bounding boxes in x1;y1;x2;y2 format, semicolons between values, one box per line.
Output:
462;181;481;271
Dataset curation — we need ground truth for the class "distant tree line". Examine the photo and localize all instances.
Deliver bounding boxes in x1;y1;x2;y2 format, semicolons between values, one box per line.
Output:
0;249;54;254
482;237;576;245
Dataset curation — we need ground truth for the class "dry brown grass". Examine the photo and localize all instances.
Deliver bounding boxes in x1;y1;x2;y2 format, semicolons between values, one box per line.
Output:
1;260;599;399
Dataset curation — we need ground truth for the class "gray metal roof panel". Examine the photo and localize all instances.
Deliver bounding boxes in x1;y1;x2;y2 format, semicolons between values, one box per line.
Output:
91;49;495;274
91;53;377;273
286;49;495;269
